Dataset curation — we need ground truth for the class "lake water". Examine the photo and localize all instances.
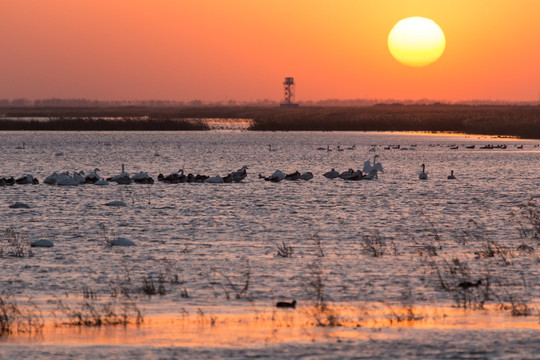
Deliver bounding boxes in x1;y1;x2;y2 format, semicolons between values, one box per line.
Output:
0;131;539;359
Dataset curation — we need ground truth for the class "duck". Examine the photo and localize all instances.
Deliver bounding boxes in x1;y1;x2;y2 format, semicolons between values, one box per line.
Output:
285;171;301;180
447;170;456;180
419;164;428;180
15;174;37;185
457;280;482;290
323;169;340;179
276;300;296;309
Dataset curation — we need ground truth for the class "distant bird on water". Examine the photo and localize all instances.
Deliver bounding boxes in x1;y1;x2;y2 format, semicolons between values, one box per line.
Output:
276;300;296;309
447;170;456;180
419;164;428;180
457;280;482;290
268;144;277;152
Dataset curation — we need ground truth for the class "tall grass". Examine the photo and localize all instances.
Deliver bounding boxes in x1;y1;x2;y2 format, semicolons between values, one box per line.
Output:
3;104;540;138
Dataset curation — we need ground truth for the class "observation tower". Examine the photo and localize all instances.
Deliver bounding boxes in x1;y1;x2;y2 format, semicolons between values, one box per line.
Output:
280;77;299;108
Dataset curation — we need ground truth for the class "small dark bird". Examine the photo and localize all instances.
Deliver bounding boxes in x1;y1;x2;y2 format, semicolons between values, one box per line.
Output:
457;280;482;290
276;300;296;309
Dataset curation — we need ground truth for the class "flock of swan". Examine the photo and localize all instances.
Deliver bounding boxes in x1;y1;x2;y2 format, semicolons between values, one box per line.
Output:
0;154;458;187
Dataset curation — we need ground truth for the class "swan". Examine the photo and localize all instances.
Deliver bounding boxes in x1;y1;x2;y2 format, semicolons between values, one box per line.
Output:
44;172;59;185
368;146;376;152
94;178;109;186
447;170;456;180
230;165;248;182
204;175;224;183
346;145;356;150
108;164;132;184
132;172;154;184
259;170;285;182
363;169;378;180
300;172;313;180
159;169;186;183
363;155;384;174
419;164;428;180
326;145;332;152
73;171;86;184
15;142;25;149
84;168;101;183
268;144;277;152
337;146;344;152
323;168;340;179
56;172;79;186
317;146;326;151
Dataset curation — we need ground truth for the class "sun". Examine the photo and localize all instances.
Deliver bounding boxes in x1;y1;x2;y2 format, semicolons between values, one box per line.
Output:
388;17;446;67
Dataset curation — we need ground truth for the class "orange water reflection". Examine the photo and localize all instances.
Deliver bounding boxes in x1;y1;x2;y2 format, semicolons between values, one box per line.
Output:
2;303;538;347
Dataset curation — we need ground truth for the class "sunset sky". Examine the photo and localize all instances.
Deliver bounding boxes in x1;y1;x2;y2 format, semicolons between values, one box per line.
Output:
1;0;540;103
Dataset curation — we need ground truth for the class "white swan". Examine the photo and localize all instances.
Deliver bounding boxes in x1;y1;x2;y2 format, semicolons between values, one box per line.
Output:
109;164;132;184
204;175;224;183
73;171;85;184
363;169;378;180
447;170;456;180
323;169;340;179
56;172;79;186
44;172;59;185
419;164;428;180
269;170;286;182
363;155;383;174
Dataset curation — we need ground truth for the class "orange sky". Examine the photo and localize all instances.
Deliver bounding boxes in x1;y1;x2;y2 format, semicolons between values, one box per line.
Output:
1;0;540;102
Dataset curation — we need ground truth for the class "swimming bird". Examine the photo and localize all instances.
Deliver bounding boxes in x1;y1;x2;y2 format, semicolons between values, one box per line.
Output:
15;174;36;185
337;146;344;152
300;172;314;180
276;300;296;309
230;165;248;182
84;168;101;184
346;145;356;150
56;172;79;186
260;170;286;182
419;164;428;180
204;175;224;183
268;144;277;152
108;164;132;184
447;170;456;180
363;169;378;180
15;142;25;149
132;172;154;184
323;168;340;179
363;155;383;174
457;280;482;290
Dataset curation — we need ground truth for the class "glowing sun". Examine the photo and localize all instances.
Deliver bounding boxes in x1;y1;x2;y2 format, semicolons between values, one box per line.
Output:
388;17;446;67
